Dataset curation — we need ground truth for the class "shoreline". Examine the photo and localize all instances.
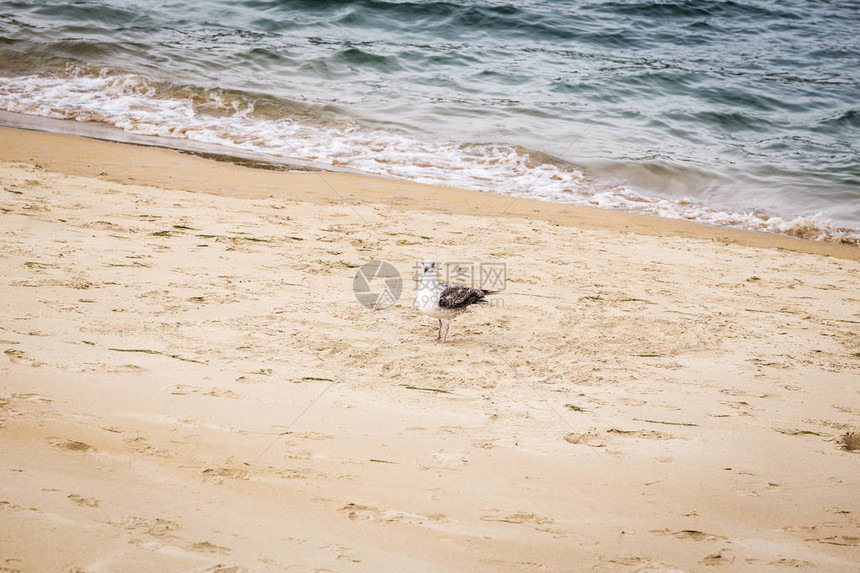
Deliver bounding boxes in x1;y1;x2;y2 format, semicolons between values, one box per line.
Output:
1;124;858;262
0;110;369;174
1;125;859;571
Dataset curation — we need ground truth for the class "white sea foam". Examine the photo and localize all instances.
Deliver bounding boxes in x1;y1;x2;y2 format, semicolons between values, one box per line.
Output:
0;69;857;245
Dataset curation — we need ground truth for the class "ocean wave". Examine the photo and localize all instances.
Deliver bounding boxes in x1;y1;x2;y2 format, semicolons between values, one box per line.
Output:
0;66;857;246
601;0;802;21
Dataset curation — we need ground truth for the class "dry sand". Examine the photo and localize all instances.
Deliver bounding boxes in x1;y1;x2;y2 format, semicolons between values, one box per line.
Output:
1;127;858;572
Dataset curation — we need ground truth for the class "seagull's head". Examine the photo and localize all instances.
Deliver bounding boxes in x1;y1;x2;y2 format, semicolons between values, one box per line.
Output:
422;260;437;274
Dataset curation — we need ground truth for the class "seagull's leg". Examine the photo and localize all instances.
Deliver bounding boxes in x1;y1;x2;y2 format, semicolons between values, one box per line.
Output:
436;318;442;341
442;321;450;343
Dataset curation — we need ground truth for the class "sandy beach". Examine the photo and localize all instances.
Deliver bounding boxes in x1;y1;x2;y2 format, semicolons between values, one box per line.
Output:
1;126;858;572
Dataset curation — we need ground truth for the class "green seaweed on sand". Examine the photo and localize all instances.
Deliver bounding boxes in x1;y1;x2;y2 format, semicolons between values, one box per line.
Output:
194;233;271;243
107;262;151;267
403;385;451;394
108;347;206;364
634;418;698;427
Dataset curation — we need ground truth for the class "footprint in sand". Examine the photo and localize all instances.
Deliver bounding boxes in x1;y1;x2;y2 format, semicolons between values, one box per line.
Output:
471;439;496;449
119;517;180;537
650;529;728;542
47;438;94;453
4;349;42;367
745;558;815;568
339;503;383;521
564;427;676;447
431;450;469;468
2;558;25;572
201;467;249;482
190;541;231;555
124;436;176;458
338;503;434;525
720;400;758;416
832;405;860;416
564;430;606;447
605;556;681;571
806;535;859;547
607;428;674;440
320;542;361;564
699;550;735;566
272;467;324;480
67;494;100;508
106;364;147;374
171;385;240;399
81;220;129;233
11;393;52;403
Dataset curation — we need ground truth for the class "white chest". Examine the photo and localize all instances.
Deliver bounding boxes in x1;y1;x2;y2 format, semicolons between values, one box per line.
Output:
415;285;451;318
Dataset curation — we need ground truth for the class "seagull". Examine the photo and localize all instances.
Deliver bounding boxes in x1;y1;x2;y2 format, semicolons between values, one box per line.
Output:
415;261;497;342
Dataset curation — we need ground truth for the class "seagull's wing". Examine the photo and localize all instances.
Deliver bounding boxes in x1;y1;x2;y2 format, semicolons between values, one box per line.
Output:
438;285;488;309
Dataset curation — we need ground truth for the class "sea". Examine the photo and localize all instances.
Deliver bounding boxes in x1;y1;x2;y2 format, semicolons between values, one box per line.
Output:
1;0;858;243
